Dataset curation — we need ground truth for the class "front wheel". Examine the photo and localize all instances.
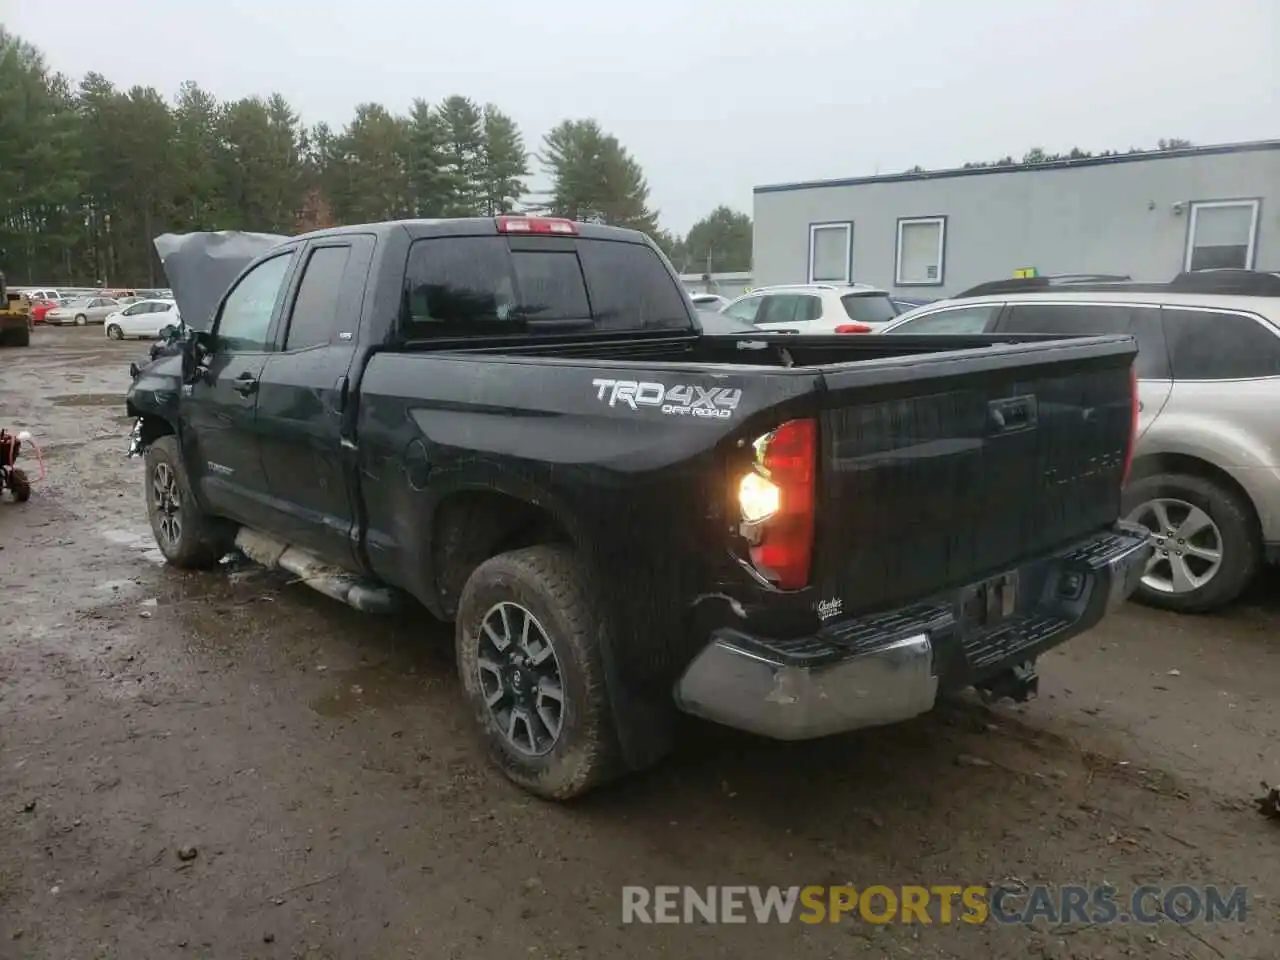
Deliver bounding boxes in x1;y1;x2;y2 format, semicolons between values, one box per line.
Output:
74;314;87;326
106;324;124;340
1123;473;1261;613
455;545;622;800
143;435;232;568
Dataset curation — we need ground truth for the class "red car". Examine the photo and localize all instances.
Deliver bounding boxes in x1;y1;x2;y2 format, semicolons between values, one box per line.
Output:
31;299;59;324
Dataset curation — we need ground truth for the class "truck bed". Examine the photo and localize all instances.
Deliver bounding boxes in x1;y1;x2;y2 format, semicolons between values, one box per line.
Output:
356;330;1137;627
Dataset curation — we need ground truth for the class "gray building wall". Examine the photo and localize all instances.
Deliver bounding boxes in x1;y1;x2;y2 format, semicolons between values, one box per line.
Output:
752;142;1280;296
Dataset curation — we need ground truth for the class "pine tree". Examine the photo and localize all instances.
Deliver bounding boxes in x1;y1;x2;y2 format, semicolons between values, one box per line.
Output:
479;104;528;215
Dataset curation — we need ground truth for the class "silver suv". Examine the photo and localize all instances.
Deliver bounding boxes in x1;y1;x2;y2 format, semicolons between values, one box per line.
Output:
720;283;901;334
880;270;1280;612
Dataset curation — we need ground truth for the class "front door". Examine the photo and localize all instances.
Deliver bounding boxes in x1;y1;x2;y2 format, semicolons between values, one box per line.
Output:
181;250;297;530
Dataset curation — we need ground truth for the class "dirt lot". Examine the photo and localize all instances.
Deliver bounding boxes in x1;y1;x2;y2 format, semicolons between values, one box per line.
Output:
1;327;1277;959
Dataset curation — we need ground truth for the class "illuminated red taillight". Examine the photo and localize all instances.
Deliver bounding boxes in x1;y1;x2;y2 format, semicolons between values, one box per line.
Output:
743;418;817;590
1122;366;1138;485
495;215;578;235
833;323;872;334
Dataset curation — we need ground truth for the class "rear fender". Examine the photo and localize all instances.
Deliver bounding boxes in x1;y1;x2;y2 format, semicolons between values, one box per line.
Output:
409;464;674;771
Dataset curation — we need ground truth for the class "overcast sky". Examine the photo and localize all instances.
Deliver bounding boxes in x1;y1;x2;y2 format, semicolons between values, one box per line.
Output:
4;0;1276;233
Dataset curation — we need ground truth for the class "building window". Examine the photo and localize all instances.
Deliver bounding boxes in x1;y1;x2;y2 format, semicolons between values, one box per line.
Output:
1184;200;1260;271
809;222;851;283
895;216;946;286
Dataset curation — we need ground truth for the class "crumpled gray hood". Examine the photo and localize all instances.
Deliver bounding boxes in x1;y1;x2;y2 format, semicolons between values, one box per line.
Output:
153;231;288;331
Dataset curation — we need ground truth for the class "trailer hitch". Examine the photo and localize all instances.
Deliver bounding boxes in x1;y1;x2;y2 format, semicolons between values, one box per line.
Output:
976;659;1039;704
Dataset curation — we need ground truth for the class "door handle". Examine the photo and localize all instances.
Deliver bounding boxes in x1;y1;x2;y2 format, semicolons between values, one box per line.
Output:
1138;400;1145;412
233;375;258;397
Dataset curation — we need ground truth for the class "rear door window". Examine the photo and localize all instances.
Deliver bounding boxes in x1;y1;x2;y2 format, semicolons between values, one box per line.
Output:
1000;302;1132;335
285;245;353;350
998;302;1170;379
840;293;898;325
756;295;801;325
403;236;690;337
1163;308;1280;380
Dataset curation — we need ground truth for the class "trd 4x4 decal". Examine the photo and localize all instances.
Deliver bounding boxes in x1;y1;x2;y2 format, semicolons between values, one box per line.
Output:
591;378;742;419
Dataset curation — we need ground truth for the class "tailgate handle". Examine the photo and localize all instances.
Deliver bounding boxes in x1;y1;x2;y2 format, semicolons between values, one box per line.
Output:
987;395;1037;434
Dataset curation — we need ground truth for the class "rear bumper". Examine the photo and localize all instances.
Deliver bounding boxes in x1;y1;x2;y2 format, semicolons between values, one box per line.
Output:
674;522;1152;740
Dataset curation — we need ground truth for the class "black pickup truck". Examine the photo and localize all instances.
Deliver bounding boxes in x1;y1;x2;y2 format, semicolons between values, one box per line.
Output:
126;217;1152;799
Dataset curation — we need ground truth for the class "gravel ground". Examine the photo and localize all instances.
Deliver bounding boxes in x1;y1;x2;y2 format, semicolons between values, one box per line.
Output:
1;327;1277;959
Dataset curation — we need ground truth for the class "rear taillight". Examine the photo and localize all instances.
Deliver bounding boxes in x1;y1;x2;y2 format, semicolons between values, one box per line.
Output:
737;418;817;590
496;215;578;235
833;323;872;334
1122;366;1138;485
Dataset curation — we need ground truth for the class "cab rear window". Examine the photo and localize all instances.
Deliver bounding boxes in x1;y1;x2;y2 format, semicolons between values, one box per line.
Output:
403;236;691;337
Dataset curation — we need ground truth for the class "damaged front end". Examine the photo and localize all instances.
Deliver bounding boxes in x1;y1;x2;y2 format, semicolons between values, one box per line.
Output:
124;351;185;457
124;229;290;459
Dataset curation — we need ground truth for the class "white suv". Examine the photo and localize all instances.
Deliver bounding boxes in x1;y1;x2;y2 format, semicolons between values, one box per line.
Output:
720;283;900;334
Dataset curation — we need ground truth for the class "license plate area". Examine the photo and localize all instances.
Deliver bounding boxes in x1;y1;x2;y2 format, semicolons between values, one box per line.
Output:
962;571;1019;629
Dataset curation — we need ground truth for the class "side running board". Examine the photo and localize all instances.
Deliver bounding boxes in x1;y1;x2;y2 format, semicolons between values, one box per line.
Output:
233;528;401;614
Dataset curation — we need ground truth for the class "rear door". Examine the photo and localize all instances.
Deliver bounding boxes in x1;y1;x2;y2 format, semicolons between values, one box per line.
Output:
255;235;375;566
995;301;1171;438
752;294;818;333
814;334;1138;614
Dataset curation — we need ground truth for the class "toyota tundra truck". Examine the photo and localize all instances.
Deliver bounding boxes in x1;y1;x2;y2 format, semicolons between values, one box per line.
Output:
125;218;1152;800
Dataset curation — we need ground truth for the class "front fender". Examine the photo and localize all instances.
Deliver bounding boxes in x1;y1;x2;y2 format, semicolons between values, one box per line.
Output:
125;352;184;424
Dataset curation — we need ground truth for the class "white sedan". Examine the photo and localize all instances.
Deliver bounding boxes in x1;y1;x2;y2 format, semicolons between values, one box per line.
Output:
104;299;181;340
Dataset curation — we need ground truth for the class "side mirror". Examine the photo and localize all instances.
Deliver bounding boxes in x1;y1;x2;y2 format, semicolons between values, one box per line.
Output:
157;324;176;340
182;330;214;385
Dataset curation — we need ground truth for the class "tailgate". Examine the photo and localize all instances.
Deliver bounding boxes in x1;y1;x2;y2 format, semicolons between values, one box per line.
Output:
813;336;1136;614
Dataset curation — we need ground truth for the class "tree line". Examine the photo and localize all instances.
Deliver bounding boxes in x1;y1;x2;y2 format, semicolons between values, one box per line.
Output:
904;138;1195;174
0;26;754;287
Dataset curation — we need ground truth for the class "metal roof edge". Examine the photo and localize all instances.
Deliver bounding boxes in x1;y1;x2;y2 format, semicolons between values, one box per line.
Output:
753;139;1280;195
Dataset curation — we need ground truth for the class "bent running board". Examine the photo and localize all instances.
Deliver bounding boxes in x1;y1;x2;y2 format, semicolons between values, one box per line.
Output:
233;528;400;614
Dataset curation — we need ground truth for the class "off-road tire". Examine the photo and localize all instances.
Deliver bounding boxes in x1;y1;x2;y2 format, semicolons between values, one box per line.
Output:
107;324;123;340
1123;472;1260;613
144;435;232;568
1;325;29;347
74;314;87;326
456;545;623;800
9;468;31;502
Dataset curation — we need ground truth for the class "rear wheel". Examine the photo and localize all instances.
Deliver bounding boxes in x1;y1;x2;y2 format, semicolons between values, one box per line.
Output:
144;435;232;568
1123;473;1260;613
74;314;87;326
455;545;622;800
107;323;124;340
9;468;31;502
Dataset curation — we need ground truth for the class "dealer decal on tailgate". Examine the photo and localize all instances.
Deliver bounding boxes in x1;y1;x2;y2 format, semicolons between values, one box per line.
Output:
591;379;742;419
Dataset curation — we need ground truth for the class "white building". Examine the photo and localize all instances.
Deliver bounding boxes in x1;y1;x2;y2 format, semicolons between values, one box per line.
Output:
752;140;1280;297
